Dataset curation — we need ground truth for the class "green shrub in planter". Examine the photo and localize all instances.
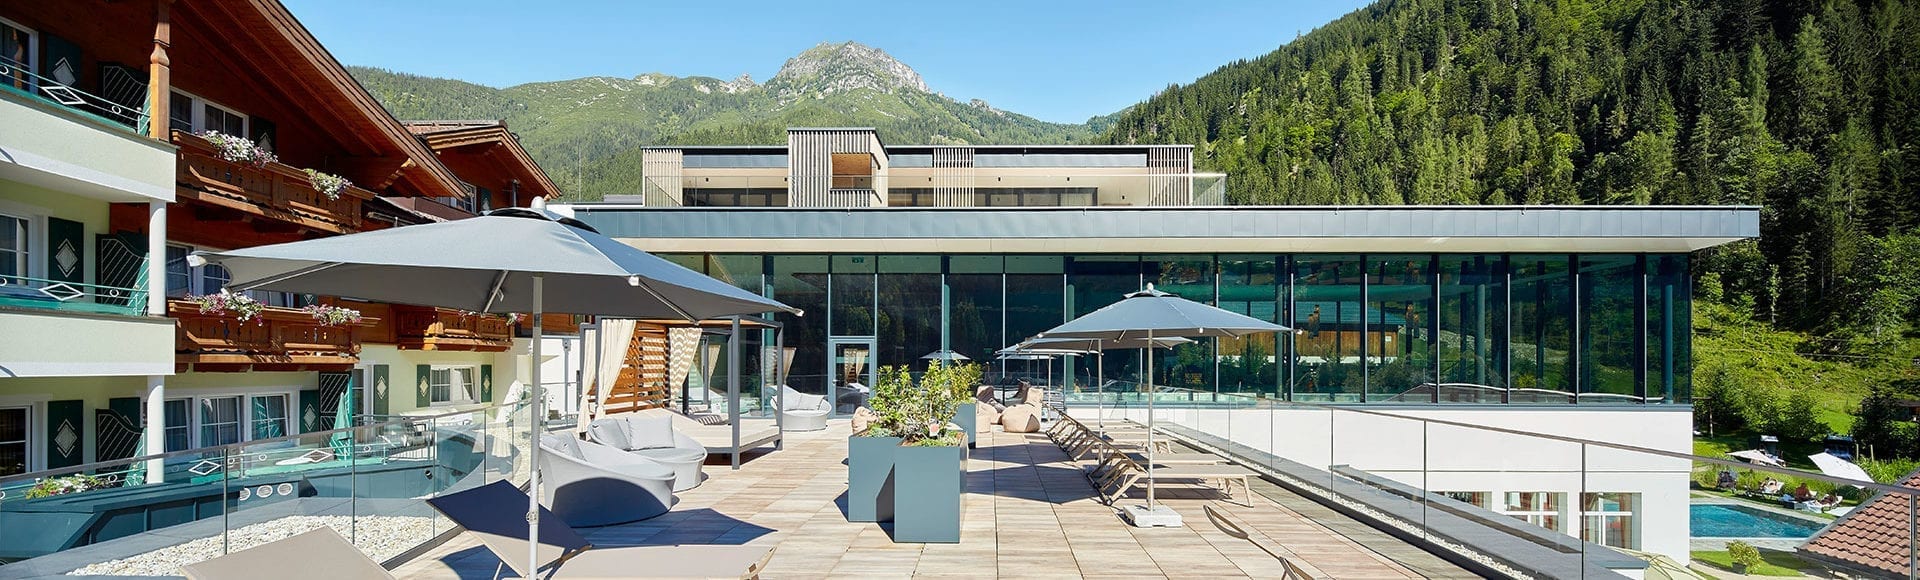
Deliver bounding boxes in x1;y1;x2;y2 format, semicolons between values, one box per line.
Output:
851;363;979;542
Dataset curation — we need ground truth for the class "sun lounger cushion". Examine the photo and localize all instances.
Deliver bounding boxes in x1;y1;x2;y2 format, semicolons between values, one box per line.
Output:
624;415;677;450
587;418;630;450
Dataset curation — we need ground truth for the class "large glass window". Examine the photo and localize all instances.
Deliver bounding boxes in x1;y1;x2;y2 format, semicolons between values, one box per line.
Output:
876;255;941;369
1292;255;1363;402
1646;255;1690;403
1503;491;1564;531
1438;255;1508;402
1068;256;1139;389
0;406;27;476
771;256;829;397
831;255;875;336
948;256;1004;363
1003;256;1063;383
1145;255;1215;392
1218;255;1280;396
1367;255;1436;402
1580;256;1641;402
198;396;241;447
430;366;476;404
0;213;26;278
1511;255;1573;403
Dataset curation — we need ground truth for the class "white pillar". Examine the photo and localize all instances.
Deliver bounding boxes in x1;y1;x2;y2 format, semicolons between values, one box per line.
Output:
146;201;166;316
144;374;164;483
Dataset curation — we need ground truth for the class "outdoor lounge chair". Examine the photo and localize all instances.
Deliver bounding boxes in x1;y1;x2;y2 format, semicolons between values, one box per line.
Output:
779;385;831;432
1092;451;1256;507
179;526;395;580
426;480;773;579
589;415;708;491
1203;505;1316;579
539;434;676;526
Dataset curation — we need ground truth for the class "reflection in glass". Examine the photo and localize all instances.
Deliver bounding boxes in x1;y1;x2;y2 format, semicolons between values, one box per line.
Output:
1512;255;1573;403
1647;255;1690;403
948;256;1004;364
1367;255;1435;402
1068;256;1139;389
1145;255;1214;392
1218;255;1280;396
1438;255;1508;402
1004;256;1063;384
1580;255;1640;402
831;255;875;336
771;255;829;397
1292;255;1363;402
876;255;940;369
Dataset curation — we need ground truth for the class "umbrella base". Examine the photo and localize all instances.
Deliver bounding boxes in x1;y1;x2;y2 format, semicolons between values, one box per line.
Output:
1120;504;1183;528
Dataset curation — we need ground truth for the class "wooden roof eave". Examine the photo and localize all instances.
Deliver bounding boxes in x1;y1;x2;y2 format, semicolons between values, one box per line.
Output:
416;125;564;199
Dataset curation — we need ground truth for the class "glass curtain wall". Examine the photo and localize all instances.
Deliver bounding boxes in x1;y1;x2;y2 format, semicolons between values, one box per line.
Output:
666;252;1689;404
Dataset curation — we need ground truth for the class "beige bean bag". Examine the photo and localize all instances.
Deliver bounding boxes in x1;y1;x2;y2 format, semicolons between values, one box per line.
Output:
1000;404;1041;433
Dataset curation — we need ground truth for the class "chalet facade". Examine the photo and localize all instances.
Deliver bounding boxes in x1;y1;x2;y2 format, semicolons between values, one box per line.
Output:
0;0;560;478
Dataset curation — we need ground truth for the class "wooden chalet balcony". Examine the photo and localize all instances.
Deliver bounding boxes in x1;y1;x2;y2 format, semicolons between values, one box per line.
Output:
393;306;514;352
169;299;375;372
172;131;372;234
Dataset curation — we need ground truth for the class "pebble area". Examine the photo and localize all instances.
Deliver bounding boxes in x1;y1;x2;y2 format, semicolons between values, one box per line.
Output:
66;515;436;577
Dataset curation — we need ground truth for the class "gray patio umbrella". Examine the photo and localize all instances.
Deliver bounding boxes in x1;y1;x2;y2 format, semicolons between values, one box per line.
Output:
1013;336;1193;430
191;203;797;575
920;349;971;364
1038;284;1287;527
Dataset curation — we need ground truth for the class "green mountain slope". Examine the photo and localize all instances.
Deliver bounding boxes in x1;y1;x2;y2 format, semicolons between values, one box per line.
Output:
350;42;1094;199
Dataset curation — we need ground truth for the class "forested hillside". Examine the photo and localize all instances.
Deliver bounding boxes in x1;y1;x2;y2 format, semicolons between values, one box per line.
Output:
1105;0;1920;458
351;42;1094;199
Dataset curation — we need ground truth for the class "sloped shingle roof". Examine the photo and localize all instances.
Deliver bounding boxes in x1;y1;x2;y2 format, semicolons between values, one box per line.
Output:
1799;467;1920;577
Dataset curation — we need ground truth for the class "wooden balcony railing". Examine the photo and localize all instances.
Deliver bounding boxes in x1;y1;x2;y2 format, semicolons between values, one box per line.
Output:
393;306;514;352
172;131;373;234
170;300;375;372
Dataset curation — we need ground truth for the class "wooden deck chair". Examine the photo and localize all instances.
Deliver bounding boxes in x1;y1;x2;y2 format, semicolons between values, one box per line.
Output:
180;527;394;580
1203;505;1316;580
1093;451;1256;507
426;480;772;579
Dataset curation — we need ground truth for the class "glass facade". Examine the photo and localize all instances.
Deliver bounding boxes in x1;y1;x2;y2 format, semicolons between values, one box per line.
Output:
664;252;1694;405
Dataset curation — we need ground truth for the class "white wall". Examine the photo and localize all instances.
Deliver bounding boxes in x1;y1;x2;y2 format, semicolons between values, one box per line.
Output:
1105;405;1694;563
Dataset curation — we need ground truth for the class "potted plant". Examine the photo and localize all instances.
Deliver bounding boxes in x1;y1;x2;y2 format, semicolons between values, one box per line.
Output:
1727;540;1762;574
936;363;984;449
846;366;910;523
869;362;978;543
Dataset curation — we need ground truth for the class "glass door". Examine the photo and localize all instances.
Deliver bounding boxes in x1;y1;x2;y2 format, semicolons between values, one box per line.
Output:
0;406;28;476
828;337;876;415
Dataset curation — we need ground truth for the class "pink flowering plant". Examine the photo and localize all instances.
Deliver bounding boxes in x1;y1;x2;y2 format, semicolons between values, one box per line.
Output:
302;168;351;201
302;304;363;326
197;131;278;168
188;291;265;322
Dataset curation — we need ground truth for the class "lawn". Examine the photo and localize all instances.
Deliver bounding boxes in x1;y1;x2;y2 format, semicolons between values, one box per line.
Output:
1693;549;1819;577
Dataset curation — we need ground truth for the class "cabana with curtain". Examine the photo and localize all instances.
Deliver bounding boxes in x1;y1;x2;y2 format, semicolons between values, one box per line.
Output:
575;316;788;469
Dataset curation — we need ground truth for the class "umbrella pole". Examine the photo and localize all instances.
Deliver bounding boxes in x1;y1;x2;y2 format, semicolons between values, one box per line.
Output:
527;274;543;578
1146;329;1156;509
1096;339;1104;430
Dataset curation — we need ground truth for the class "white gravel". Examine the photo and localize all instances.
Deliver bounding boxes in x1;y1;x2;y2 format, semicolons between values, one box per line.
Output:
67;515;437;577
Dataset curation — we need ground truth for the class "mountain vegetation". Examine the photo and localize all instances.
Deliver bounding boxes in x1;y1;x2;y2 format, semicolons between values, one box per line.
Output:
351;42;1094;199
1104;0;1920;459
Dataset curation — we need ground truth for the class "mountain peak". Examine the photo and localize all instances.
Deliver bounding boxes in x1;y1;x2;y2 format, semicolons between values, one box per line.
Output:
770;41;927;97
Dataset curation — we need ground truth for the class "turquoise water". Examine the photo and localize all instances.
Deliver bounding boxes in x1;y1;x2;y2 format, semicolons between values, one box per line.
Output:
1691;503;1825;538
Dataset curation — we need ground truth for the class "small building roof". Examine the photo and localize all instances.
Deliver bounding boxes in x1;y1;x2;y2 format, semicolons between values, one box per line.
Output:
1798;467;1920;577
402;120;564;200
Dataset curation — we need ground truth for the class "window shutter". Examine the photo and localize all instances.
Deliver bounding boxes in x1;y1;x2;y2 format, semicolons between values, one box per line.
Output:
370;364;390;415
46;217;83;285
298;389;321;433
415;364;431;408
480;365;494;403
46;400;84;469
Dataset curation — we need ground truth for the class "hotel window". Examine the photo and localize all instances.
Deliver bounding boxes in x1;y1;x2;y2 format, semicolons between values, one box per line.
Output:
0;213;29;279
1439;491;1491;508
830;153;874;189
1580;492;1638;549
250;394;289;440
1502;491;1563;532
1;17;35;85
162;399;190;452
169;90;248;137
430;366;478;405
198;396;243;447
0;406;29;477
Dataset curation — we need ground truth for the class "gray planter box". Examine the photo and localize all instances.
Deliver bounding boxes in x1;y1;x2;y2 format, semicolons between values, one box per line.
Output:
952;404;976;449
891;443;966;543
847;435;900;523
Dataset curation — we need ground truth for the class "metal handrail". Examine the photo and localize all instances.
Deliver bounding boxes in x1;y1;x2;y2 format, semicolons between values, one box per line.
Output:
0;401;528;486
0;55;149;131
0;273;149;315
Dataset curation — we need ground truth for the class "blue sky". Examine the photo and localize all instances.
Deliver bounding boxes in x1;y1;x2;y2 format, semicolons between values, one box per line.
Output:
285;0;1370;123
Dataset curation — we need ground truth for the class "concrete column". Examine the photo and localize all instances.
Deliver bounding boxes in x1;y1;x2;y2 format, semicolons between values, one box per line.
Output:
146;201;166;315
144;374;165;484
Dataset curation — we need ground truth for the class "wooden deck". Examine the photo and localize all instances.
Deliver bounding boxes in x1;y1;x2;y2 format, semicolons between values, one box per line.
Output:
394;421;1468;579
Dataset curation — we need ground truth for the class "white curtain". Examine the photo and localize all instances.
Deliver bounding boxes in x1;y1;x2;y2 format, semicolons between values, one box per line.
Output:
574;319;636;433
574;326;599;434
667;327;702;404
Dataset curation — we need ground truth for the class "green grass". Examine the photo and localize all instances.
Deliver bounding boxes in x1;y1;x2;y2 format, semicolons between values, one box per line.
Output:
1693;302;1889;435
1693;549;1818;577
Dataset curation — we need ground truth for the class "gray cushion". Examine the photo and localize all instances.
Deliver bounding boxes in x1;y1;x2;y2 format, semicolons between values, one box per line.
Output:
540;433;582;458
624;415;677;450
631;446;706;463
589;419;631;450
689;412;728;425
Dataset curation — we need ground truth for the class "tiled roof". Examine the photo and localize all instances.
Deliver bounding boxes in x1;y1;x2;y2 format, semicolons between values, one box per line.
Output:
1799;467;1920;577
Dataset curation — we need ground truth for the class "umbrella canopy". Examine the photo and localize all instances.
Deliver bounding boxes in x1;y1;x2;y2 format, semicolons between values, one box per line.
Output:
195;208;795;320
191;204;795;576
1809;452;1873;484
1015;336;1194;352
1040;284;1289;341
1729;449;1786;468
921;349;971;362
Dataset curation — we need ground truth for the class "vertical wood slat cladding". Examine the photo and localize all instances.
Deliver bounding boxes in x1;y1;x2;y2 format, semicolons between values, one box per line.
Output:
642;149;684;207
931;147;975;207
600;322;671;415
789;129;880;207
1148;147;1190;206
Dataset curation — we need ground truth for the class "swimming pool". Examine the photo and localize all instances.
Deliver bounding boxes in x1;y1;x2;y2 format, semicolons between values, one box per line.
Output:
1691;503;1827;538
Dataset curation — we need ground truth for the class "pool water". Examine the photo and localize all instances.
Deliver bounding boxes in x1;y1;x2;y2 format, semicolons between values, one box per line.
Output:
1691;503;1826;538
